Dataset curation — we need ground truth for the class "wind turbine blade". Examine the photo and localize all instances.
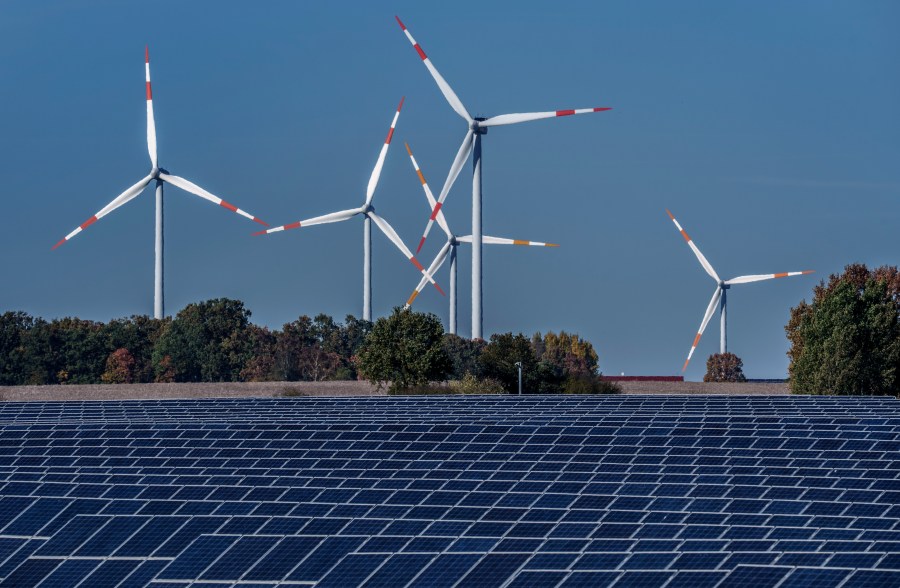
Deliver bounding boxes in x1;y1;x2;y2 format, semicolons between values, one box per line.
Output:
683;287;723;372
418;129;474;253
395;16;472;122
725;271;814;286
366;97;404;206
368;211;445;296
404;142;452;242
406;240;452;308
480;107;612;128
145;46;157;169
159;173;267;227
479;236;559;247
666;209;720;283
253;207;362;236
52;174;154;249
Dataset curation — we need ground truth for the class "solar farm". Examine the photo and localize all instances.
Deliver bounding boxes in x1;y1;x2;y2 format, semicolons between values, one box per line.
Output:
0;395;898;587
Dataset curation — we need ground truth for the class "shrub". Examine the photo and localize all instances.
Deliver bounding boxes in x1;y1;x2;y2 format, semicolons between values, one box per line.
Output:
449;373;506;395
703;352;747;383
356;308;451;392
563;375;622;394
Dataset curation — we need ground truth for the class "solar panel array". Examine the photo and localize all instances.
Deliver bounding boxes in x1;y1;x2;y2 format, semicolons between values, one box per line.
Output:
0;395;898;587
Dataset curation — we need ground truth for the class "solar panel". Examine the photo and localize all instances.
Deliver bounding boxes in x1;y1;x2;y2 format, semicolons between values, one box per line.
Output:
0;395;898;586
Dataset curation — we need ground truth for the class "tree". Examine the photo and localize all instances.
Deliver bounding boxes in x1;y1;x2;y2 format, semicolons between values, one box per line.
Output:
49;318;108;384
238;325;277;382
704;352;747;382
0;311;37;385
356;308;450;392
533;331;602;393
443;334;486;380
786;264;900;395
152;298;252;382
479;333;539;393
102;348;136;384
103;316;169;383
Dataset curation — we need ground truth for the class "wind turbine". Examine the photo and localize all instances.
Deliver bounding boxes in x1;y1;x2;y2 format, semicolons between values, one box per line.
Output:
254;98;443;322
52;47;268;319
666;209;814;372
403;142;558;334
396;15;611;339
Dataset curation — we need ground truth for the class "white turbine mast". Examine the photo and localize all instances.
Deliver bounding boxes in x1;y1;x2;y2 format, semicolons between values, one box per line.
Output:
396;15;610;339
255;98;443;322
402;142;558;334
666;209;814;372
52;47;268;320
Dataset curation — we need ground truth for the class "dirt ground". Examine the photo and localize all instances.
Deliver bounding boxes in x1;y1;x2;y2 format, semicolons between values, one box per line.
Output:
0;380;788;402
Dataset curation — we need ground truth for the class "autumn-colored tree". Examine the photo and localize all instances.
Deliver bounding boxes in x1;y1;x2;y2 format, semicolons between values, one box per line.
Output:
786;264;900;395
704;352;747;382
101;348;136;384
238;325;277;382
103;316;169;383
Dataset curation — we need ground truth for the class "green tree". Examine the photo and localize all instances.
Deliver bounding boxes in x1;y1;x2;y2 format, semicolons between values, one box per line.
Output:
786;264;900;395
50;318;108;384
152;298;252;382
479;333;539;393
704;352;747;382
443;334;486;380
0;311;37;385
356;308;450;392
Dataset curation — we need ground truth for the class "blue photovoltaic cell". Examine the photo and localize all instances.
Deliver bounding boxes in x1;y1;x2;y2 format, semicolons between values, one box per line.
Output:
0;396;897;586
318;553;387;587
157;534;238;580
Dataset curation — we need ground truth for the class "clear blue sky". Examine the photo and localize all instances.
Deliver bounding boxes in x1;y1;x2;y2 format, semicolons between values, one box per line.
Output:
1;1;897;379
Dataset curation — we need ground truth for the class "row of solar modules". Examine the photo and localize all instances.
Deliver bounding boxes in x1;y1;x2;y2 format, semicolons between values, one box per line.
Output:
0;395;897;587
0;395;898;423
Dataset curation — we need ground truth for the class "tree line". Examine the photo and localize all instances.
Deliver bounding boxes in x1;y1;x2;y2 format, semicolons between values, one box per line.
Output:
0;299;371;385
0;299;615;394
356;308;619;394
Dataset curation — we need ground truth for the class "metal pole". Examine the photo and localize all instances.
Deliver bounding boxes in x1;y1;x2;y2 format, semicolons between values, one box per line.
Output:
449;244;457;335
472;130;483;340
154;179;164;319
720;286;727;354
363;216;372;322
515;361;522;395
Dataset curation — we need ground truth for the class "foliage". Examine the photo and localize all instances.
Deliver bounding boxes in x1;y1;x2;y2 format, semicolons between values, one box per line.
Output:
534;331;599;378
0;301;609;394
103;316;169;384
48;318;109;384
786;264;900;396
0;312;44;385
448;373;506;395
239;325;277;382
478;333;540;393
443;334;486;380
151;298;253;382
356;308;451;392
101;348;136;384
563;375;622;395
703;352;747;383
